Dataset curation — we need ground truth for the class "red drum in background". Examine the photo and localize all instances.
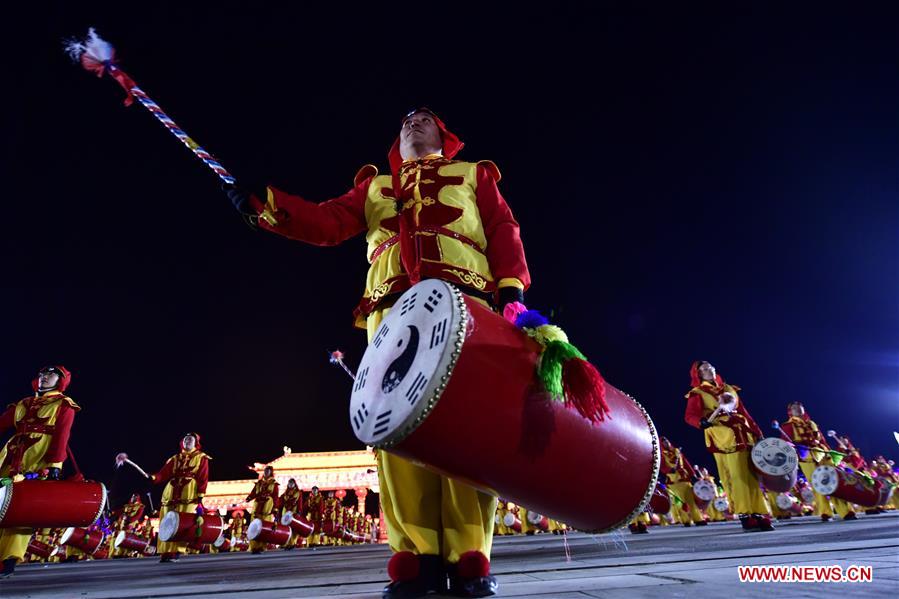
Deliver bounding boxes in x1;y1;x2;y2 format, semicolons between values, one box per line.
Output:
158;511;225;545
213;535;231;551
280;511;314;538
340;528;366;543
93;546;109;560
812;466;882;507
502;512;522;533
114;530;151;553
321;520;339;538
647;481;671;514
26;539;57;559
0;480;106;528
526;511;550;531
247;519;291;546
712;497;729;513
349;280;660;533
691;480;716;510
775;493;803;516
60;527;104;555
750;438;799;493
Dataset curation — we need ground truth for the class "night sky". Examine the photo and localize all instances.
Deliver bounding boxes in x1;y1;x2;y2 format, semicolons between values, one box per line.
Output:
2;4;897;500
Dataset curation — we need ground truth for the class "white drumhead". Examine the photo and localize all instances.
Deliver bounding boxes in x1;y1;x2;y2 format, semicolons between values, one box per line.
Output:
50;544;59;557
280;511;294;526
145;545;157;555
59;527;76;544
712;497;729;512
247;518;263;540
349;280;467;447
158;511;181;542
811;465;839;495
213;534;226;548
800;487;816;504
775;493;796;511
693;480;716;501
751;437;798;476
526;511;543;524
114;530;127;548
502;512;516;527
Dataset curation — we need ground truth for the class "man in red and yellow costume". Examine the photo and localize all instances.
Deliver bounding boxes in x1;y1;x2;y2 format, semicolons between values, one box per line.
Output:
684;361;773;531
229;108;529;597
778;402;856;521
305;486;324;547
870;456;898;510
0;366;79;579
112;493;146;557
279;478;302;550
246;465;279;554
151;432;210;562
660;437;706;526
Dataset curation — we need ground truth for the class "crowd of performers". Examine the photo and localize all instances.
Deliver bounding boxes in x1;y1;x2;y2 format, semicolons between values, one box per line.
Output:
2;105;897;599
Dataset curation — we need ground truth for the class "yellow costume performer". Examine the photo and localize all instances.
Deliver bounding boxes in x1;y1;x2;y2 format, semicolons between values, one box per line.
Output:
246;466;279;554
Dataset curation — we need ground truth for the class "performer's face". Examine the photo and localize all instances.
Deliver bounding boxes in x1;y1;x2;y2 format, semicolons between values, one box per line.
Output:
789;403;804;417
182;435;196;451
37;369;60;390
264;467;273;478
698;361;716;382
288;479;296;489
399;112;442;160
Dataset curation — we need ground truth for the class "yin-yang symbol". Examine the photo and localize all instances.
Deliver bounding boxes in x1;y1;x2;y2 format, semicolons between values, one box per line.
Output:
381;325;420;393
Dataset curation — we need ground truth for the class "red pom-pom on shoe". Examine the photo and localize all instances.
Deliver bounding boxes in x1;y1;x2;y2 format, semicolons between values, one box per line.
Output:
457;551;490;578
387;551;420;582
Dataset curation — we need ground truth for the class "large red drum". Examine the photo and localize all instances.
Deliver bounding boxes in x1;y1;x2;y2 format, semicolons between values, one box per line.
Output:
647;481;671;514
158;511;225;545
26;539;57;559
526;510;550;531
280;511;314;538
114;530;150;553
750;438;798;493
812;466;882;507
349;280;660;532
0;480;106;528
247;518;291;546
60;527;104;555
691;480;716;510
213;535;231;551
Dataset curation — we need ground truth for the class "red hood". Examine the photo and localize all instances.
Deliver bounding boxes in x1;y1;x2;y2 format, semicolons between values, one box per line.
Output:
689;361;724;387
32;365;72;393
388;108;464;174
181;432;202;451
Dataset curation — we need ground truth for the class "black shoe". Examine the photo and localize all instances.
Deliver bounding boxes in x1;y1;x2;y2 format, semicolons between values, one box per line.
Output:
682;522;692;527
159;553;180;563
821;514;832;522
756;515;775;532
695;520;708;526
382;555;446;599
448;573;498;598
843;512;858;521
0;558;15;579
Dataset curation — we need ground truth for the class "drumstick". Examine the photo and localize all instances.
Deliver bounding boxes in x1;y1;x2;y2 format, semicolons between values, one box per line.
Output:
115;453;151;479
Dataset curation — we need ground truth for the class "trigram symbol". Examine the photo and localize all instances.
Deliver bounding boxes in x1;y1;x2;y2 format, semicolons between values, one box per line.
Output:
405;372;428;405
372;410;392;437
400;293;418;315
429;318;448;349
373;324;389;348
354;367;369;392
423;289;444;313
352;402;369;431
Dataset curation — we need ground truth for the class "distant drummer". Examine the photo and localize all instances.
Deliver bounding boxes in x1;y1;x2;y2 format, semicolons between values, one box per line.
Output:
226;108;529;598
660;437;707;526
0;366;80;579
684;361;774;532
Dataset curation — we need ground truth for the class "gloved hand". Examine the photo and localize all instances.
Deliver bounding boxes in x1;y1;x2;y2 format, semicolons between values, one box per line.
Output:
497;286;524;314
699;418;713;430
224;185;255;216
47;467;61;480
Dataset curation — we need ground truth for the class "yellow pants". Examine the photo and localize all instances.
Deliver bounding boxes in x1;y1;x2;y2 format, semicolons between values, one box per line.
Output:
248;513;274;552
157;503;199;555
713;451;769;515
798;461;833;516
669;481;704;524
0;528;31;563
832;497;855;518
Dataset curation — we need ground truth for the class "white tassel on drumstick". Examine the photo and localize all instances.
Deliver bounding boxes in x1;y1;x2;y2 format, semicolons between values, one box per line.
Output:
115;452;150;479
706;391;737;424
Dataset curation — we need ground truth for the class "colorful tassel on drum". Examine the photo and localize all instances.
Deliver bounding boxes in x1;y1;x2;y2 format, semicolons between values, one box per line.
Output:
505;304;610;423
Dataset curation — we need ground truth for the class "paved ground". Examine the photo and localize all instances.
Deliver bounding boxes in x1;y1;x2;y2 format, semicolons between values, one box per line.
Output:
3;513;897;598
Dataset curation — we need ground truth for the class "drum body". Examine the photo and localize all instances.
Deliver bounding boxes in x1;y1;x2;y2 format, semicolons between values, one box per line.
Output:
812;466;882;507
0;480;106;528
213;535;231;551
281;511;314;538
712;497;729;513
158;511;225;545
692;480;716;510
114;530;150;553
247;518;291;546
799;486;816;504
502;512;522;533
526;511;550;531
60;527;104;555
27;539;57;559
349;280;660;533
876;478;895;506
775;493;803;515
647;481;671;514
750;438;798;493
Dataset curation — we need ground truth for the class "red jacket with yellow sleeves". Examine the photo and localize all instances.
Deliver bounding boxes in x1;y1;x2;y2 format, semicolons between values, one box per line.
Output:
253;156;530;327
